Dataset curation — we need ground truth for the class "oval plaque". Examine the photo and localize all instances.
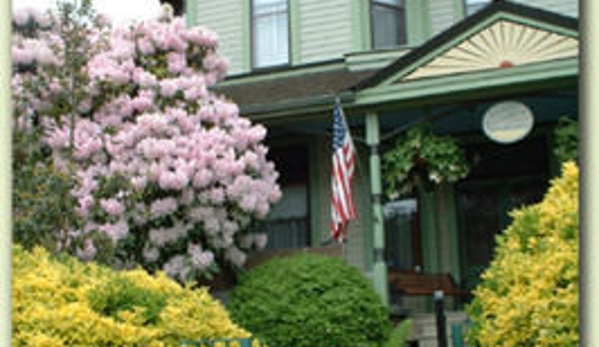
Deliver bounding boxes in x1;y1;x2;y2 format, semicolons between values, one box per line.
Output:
482;101;534;144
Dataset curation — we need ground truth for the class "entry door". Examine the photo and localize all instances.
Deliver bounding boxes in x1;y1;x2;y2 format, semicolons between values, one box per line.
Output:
456;136;550;290
457;177;547;290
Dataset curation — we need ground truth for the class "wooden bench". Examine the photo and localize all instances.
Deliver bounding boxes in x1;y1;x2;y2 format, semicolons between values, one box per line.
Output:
388;270;470;297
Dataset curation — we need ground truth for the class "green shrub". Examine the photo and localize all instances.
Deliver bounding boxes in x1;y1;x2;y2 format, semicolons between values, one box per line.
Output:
383;319;413;347
553;117;578;164
466;162;579;347
12;245;260;347
229;254;391;347
13;161;78;251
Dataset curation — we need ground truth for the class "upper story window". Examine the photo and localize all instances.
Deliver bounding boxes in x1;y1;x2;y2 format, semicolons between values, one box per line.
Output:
465;0;491;15
371;0;407;50
252;0;290;68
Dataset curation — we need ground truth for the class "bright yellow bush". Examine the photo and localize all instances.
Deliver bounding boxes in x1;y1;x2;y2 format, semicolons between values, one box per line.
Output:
466;162;579;347
12;246;258;347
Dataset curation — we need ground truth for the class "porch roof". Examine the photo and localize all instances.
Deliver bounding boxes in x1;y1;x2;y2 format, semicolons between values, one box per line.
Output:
212;65;376;119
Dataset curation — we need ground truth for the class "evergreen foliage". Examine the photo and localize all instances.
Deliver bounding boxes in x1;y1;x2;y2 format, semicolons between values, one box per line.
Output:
466;162;579;347
229;254;391;347
12;245;259;347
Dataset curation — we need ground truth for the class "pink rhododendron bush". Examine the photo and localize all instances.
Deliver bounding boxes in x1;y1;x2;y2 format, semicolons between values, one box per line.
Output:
12;1;281;281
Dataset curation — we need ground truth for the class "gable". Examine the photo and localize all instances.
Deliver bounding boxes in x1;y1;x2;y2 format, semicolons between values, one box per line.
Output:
403;19;578;81
353;1;578;90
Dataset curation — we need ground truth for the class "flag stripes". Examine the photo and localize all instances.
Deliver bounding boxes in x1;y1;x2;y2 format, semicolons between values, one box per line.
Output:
330;102;357;242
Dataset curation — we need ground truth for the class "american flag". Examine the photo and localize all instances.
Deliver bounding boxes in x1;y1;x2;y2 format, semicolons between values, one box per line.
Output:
330;102;357;242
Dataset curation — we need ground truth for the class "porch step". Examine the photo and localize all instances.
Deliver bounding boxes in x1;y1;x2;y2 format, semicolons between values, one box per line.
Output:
409;312;469;347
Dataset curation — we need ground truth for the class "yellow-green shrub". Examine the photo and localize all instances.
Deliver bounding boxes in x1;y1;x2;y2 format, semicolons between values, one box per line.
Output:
12;245;258;347
466;162;579;347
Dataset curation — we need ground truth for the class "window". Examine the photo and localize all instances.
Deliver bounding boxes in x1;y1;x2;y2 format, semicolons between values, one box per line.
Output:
464;0;490;16
371;0;407;49
252;0;289;68
384;197;421;271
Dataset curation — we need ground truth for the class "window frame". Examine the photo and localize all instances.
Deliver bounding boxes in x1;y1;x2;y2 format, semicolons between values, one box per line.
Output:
370;0;407;50
250;0;292;70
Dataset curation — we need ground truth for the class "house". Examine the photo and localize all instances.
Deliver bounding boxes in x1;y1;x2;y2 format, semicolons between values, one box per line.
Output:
181;0;578;335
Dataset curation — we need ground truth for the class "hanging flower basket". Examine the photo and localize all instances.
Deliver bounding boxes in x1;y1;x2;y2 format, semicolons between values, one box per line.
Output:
383;122;469;198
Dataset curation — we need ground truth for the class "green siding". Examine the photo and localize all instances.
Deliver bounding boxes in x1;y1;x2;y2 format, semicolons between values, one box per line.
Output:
406;0;432;46
196;1;245;74
429;0;459;36
241;0;251;72
185;0;197;27
511;0;578;18
299;0;354;64
453;0;465;22
289;0;302;65
346;144;371;271
351;0;371;51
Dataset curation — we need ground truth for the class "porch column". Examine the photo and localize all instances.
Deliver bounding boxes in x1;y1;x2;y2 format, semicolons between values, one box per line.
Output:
365;112;389;305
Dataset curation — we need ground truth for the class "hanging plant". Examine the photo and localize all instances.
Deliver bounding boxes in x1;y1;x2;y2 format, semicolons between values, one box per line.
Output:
383;122;469;198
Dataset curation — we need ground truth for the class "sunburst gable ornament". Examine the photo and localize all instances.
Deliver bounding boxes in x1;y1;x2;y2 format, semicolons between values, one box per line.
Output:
404;19;578;80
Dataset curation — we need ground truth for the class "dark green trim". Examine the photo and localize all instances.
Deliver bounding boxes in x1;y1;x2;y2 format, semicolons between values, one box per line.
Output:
360;145;374;270
441;183;461;283
419;187;438;273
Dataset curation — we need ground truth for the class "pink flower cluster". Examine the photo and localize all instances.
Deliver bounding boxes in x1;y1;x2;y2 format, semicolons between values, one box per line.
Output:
12;8;281;281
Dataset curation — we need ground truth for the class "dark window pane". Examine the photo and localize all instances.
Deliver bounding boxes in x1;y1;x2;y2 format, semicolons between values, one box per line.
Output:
384;198;419;270
372;2;406;49
258;145;310;249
